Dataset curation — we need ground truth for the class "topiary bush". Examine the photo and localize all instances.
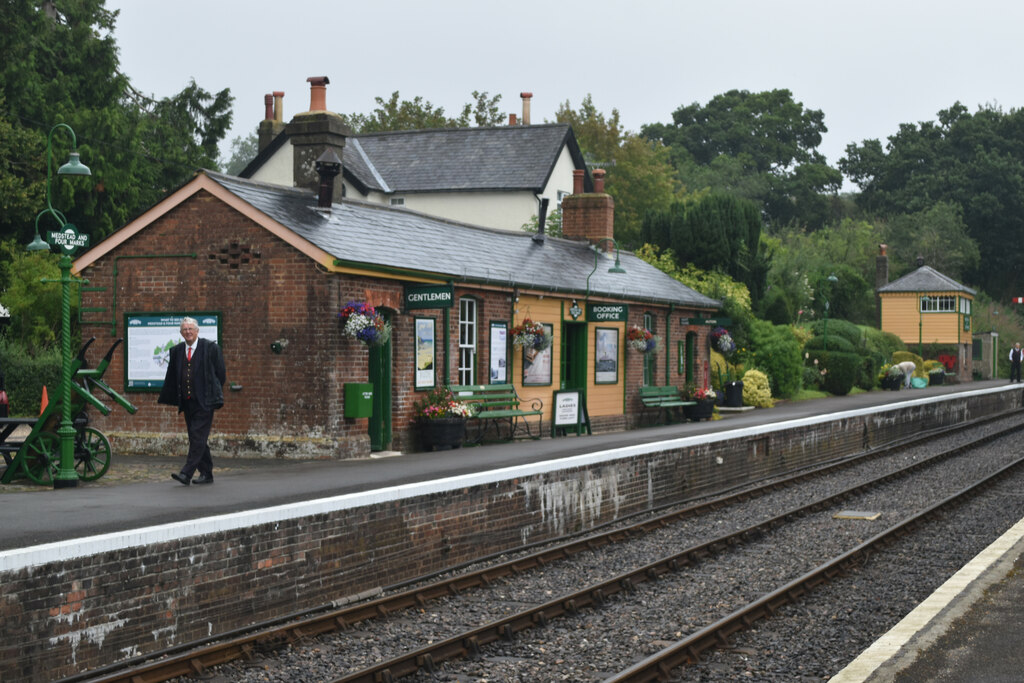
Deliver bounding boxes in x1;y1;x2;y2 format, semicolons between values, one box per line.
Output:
807;318;863;348
742;369;774;407
805;349;860;395
803;334;856;353
742;319;802;398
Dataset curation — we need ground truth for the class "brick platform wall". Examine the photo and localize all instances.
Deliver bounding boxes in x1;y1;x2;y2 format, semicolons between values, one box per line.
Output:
3;390;1016;681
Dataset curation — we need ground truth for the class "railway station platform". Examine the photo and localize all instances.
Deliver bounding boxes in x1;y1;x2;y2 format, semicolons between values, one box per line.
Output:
2;379;1023;682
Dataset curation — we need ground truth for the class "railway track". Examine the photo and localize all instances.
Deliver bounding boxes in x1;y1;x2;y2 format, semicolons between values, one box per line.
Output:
68;412;1024;683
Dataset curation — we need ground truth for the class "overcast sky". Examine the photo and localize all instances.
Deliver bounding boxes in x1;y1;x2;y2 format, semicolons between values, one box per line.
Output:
105;0;1024;186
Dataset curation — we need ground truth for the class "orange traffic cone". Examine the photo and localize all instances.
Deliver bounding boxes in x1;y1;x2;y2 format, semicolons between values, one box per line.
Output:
39;385;48;415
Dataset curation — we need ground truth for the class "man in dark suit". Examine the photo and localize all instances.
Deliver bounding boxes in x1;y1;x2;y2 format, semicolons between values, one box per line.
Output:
1010;342;1023;383
158;317;226;485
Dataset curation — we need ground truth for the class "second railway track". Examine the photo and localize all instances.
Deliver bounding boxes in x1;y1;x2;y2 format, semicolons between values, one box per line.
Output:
75;411;1024;683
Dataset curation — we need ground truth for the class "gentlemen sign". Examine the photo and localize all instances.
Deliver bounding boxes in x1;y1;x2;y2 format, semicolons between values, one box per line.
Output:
404;284;454;310
587;303;628;322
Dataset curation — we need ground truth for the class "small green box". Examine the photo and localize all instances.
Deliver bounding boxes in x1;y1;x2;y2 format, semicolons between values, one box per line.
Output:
344;383;373;418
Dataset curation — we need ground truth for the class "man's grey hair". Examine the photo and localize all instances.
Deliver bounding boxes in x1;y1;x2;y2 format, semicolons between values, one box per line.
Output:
181;317;199;329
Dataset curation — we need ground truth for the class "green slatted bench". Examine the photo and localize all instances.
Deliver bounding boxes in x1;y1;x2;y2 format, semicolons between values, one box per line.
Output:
449;384;544;443
638;385;694;426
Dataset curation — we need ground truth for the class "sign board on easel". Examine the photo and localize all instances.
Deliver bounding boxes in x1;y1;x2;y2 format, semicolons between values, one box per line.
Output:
552;390;590;437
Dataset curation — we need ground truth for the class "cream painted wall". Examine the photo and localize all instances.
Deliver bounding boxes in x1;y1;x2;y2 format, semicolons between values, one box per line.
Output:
248;144;293;186
249;139;579;231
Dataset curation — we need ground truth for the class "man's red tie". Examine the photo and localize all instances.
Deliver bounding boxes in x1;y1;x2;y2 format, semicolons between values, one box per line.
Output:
187;346;192;362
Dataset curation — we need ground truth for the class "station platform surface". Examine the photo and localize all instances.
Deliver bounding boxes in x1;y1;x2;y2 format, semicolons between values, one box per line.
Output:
2;379;1022;682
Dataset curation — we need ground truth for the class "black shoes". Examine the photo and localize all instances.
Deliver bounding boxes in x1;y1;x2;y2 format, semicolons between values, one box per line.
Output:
193;474;214;485
171;472;190;486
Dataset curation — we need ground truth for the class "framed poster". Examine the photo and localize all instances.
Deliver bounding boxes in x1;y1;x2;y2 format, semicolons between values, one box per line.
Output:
124;312;221;391
594;327;619;384
414;317;436;390
489;321;508;383
522;323;553;386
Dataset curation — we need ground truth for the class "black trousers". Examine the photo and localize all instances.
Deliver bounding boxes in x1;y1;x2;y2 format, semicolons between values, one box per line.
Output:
1012;362;1022;382
181;399;214;478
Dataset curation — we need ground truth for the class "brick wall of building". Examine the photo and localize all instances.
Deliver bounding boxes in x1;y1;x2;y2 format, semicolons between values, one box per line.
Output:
3;390;1014;681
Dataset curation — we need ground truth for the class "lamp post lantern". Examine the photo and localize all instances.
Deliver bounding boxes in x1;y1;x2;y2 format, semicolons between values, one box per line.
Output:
27;123;92;489
585;237;626;301
822;273;839;351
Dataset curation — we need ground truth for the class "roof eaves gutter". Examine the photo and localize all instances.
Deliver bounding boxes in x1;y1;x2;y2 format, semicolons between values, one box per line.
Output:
331;257;718;309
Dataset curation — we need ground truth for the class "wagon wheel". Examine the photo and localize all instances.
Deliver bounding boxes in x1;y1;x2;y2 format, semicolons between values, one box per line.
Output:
20;431;60;486
75;427;111;481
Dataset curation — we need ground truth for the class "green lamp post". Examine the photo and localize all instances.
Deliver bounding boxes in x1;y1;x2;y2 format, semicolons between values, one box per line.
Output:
822;273;839;351
27;123;92;488
585;237;626;300
919;295;930;358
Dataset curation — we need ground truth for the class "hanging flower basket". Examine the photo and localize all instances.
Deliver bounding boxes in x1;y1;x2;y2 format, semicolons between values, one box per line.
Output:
626;324;660;354
710;326;736;356
510;318;552;352
338;301;392;347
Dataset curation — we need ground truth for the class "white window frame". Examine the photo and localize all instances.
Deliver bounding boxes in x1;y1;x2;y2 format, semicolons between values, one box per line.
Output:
921;295;955;313
459;298;477;385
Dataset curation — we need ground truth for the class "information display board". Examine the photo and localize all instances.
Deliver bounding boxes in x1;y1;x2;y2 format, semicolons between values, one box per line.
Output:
124;312;221;391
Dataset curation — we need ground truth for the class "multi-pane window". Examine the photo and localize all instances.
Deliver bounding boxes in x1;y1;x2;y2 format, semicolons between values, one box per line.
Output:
458;298;477;385
921;295;955;312
960;297;971;315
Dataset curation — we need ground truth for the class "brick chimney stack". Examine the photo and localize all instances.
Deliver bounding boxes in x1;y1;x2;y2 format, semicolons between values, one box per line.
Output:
561;169;613;246
257;91;287;153
285;76;350;198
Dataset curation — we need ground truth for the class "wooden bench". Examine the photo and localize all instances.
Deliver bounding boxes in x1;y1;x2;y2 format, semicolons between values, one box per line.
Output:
638;386;694;426
449;384;544;442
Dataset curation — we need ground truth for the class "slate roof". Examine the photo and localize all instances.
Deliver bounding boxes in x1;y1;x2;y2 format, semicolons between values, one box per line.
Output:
877;265;976;295
240;124;591;196
207;171;719;309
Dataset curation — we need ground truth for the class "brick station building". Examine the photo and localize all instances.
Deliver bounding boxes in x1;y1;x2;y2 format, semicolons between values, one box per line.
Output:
72;98;719;459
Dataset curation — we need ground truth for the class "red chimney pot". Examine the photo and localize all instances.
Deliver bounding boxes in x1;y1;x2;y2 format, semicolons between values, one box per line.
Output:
593;168;606;193
572;169;584;194
264;94;273;121
307;76;330;111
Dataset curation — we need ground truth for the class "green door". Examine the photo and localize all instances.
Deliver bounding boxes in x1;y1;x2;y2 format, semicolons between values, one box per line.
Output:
368;312;393;451
562;322;588;392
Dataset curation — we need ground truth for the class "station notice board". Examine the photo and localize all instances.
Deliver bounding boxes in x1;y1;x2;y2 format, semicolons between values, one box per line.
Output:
552;389;590;437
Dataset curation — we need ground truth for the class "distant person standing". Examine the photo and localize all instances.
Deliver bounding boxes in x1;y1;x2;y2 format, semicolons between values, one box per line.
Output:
159;317;226;485
1010;342;1023;383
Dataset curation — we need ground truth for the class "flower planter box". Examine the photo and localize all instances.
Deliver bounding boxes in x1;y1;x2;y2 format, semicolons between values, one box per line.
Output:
929;372;945;386
683;400;715;422
418;417;466;451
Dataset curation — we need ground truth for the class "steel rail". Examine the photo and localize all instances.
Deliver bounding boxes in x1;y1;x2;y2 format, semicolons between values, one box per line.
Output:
71;412;1018;683
605;454;1024;682
322;416;1022;682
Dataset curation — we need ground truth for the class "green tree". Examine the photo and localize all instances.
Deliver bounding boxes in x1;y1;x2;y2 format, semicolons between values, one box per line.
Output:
641;192;769;304
0;240;71;351
882;202;980;281
222;132;258;176
555;95;679;246
341;91;505;133
642;89;843;229
840;102;1024;300
0;1;233;243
